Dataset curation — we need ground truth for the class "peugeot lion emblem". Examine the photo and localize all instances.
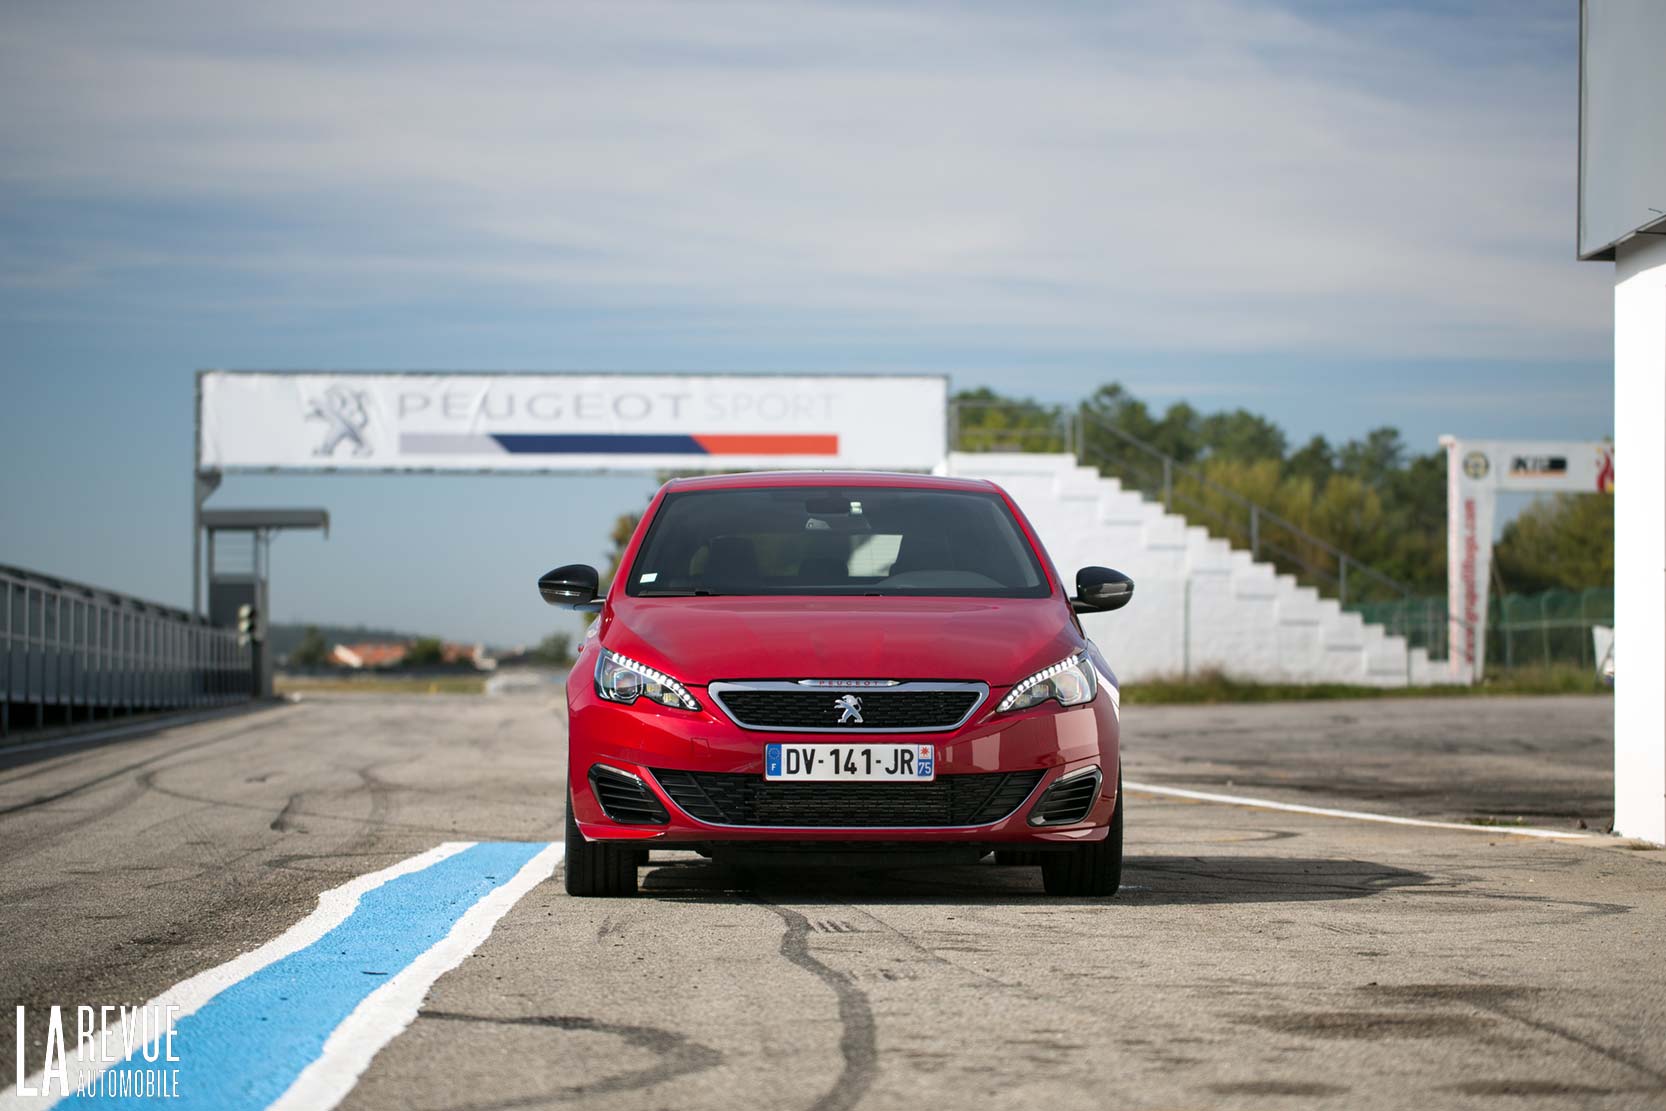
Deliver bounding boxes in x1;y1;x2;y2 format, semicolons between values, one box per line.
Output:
833;694;863;724
305;385;373;458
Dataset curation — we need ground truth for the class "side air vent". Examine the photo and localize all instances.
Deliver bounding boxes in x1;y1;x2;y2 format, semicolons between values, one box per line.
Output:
1028;767;1102;826
589;765;669;825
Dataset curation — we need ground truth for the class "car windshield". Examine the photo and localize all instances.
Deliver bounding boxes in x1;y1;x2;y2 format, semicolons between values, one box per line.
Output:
625;486;1050;598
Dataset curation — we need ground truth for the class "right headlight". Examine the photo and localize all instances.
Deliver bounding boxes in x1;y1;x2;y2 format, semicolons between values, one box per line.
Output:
996;653;1098;713
594;649;701;711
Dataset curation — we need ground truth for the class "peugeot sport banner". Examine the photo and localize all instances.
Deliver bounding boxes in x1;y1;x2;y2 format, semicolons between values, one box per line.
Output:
199;372;948;472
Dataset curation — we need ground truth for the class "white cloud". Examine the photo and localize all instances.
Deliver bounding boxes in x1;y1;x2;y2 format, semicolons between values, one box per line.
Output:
0;0;1609;360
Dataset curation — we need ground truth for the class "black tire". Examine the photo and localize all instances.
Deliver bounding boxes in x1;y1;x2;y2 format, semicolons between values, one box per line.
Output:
564;789;639;897
1040;768;1123;897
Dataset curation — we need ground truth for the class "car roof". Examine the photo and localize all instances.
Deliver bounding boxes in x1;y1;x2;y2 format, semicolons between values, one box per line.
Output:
661;470;1000;493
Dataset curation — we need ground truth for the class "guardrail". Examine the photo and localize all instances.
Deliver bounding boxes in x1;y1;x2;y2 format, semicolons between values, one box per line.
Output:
1;563;251;738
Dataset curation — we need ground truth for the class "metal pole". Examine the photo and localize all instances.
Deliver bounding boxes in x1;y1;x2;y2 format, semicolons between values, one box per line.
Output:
1249;505;1260;559
1339;556;1348;608
1578;589;1589;669
1541;593;1552;668
193;371;202;616
1503;594;1514;668
256;529;274;699
1162;458;1173;508
1182;575;1192;679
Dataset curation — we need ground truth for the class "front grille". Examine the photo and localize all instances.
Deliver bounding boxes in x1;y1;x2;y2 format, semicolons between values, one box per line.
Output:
712;688;982;731
651;768;1044;827
589;765;669;825
1028;768;1101;826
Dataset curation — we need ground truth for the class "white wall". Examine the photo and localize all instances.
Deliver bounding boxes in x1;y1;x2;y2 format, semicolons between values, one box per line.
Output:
1614;233;1666;844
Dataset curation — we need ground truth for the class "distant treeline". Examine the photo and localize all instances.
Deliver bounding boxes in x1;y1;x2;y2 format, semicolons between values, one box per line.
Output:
956;384;1612;597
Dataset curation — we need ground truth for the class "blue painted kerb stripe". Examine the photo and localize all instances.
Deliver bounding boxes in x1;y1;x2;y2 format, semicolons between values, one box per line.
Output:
492;433;707;454
59;841;548;1110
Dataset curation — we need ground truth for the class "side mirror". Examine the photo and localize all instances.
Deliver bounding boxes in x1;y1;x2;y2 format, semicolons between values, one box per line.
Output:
1074;567;1134;613
538;564;601;610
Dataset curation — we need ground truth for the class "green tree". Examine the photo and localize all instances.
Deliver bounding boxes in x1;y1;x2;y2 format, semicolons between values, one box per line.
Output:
1199;409;1286;462
289;625;330;668
1285;435;1335;487
1337;427;1405;490
530;632;573;666
1495;494;1614;593
403;637;446;667
950;388;1066;452
603;511;642;589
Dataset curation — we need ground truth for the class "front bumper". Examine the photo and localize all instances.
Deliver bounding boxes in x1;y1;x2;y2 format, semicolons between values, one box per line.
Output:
565;674;1120;846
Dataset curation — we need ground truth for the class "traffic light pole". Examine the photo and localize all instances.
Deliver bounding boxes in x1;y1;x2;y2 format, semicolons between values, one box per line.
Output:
204;507;329;702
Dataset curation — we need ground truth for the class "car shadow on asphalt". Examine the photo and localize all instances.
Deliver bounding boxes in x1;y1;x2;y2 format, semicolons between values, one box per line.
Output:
633;854;1431;906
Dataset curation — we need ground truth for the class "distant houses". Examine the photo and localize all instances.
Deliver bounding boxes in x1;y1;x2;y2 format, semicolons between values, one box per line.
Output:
327;641;498;671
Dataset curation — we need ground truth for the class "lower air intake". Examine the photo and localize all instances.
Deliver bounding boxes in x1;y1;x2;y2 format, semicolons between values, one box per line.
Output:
1028;768;1102;826
589;765;669;825
651;769;1044;828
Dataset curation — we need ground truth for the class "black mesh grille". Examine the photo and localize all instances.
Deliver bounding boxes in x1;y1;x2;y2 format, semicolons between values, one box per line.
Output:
589;766;669;825
1030;770;1100;825
714;689;981;731
651;769;1043;827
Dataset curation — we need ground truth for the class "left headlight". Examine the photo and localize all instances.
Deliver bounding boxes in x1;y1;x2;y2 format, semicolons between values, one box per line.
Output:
594;649;701;711
997;653;1098;713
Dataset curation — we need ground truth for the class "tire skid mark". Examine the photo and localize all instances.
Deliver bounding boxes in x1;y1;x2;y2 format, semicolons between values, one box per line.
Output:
131;769;505;841
0;703;298;781
1366;984;1666;1087
0;713;302;818
417;1011;721;1106
272;792;305;832
849;904;1024;992
755;899;878;1111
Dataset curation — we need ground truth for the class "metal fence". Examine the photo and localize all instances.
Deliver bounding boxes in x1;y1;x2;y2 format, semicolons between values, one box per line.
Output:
1353;588;1614;671
2;563;251;737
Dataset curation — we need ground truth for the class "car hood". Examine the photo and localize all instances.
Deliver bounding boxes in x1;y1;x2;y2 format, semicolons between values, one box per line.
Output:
602;596;1079;686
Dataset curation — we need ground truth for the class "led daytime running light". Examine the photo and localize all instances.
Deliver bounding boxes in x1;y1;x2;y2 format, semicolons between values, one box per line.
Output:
600;649;701;710
997;653;1089;713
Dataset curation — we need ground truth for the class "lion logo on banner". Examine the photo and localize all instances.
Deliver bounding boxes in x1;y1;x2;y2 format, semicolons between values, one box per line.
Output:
305;385;373;457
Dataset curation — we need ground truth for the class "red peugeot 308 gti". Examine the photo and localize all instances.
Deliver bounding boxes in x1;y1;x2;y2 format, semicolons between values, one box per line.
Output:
540;472;1134;897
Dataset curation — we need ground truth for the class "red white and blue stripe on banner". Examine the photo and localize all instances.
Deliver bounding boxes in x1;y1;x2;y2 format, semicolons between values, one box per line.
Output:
398;433;839;456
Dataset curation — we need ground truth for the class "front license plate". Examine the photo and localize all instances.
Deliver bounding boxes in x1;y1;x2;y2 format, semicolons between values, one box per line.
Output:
765;743;936;782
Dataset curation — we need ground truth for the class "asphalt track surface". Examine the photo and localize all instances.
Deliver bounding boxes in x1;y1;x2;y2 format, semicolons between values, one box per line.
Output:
1;692;1661;1110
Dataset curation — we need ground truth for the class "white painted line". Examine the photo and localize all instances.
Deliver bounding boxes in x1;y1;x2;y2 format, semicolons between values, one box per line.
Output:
1123;780;1591;840
0;842;474;1109
267;840;564;1111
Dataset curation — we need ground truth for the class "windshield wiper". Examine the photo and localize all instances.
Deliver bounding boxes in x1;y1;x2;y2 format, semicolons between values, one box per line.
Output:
637;588;726;597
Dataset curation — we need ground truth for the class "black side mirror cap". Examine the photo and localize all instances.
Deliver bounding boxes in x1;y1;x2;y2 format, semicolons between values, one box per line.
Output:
1073;567;1134;613
539;564;601;611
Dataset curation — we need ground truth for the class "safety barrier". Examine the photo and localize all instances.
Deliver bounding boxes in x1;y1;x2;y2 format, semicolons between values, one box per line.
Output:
1;563;251;737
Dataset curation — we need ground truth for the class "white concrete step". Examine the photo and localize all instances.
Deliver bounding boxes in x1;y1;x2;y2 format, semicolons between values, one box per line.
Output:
945;452;1458;686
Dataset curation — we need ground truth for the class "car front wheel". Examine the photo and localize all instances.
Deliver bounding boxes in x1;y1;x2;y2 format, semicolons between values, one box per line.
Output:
1040;767;1123;897
564;788;639;897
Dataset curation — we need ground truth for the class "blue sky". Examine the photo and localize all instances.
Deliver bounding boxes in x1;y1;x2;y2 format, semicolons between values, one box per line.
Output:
0;0;1612;646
